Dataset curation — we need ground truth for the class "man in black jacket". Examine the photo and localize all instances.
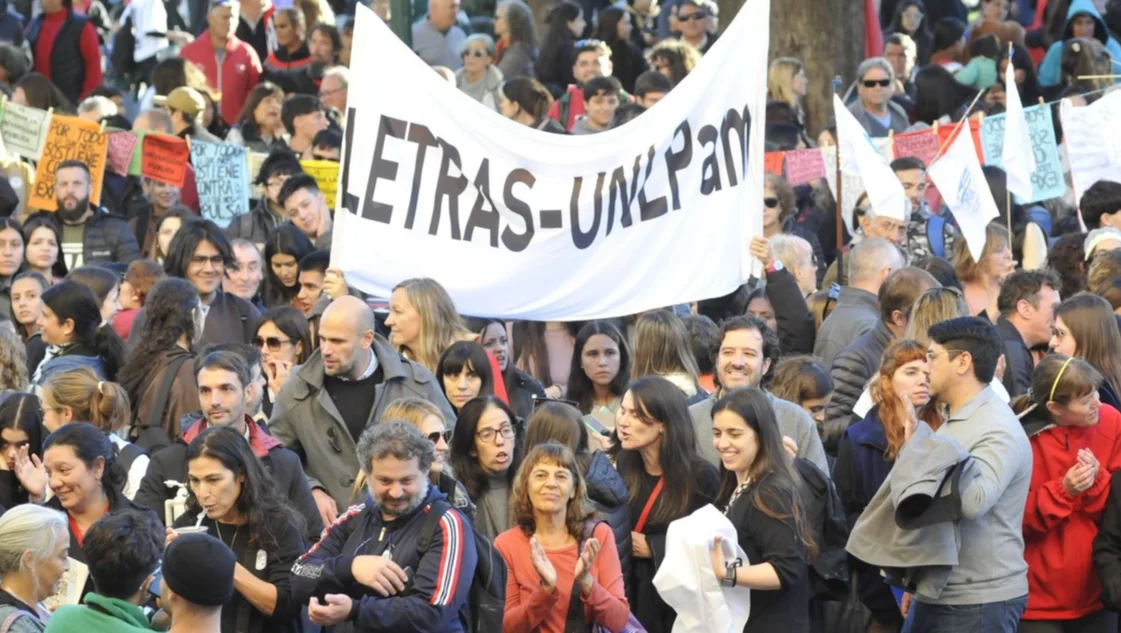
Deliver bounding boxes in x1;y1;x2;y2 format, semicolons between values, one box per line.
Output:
996;270;1062;399
133;349;323;540
55;159;141;269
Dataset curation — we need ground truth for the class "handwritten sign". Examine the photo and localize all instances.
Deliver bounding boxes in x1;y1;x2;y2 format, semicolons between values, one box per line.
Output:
892;129;940;168
28;115;108;211
763;151;785;178
140;134;189;187
978;105;1065;202
106;131;138;176
300;160;339;209
1;102;50;159
247;151;268;198
783;148;826;185
1062;92;1121;205
191;140;249;227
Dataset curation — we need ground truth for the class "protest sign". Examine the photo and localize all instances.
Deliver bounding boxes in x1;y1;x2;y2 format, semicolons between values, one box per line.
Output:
301;160;340;209
764;152;785;177
28;115;108;211
978;105;1064;202
191;140;249;227
128;130;149;176
892;129;939;167
247;151;269;196
1;102;50;160
333;1;769;320
106;131;139;176
783;148;826;186
936;120;984;164
1062;92;1121;204
141;134;189;187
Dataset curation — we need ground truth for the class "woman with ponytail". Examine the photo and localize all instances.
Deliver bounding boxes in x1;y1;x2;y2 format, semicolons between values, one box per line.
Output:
1013;355;1121;630
41;367;149;500
30;281;127;390
833;339;943;630
499;77;567;133
42;423;159;601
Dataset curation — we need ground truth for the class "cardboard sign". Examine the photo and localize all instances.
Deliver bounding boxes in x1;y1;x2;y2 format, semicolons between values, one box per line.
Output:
763;151;785;178
783;148;826;185
979;105;1065;202
28;115;108;211
106;131;139;176
892;129;940;168
140;134;189;187
191;139;249;227
300;159;339;209
0;102;49;160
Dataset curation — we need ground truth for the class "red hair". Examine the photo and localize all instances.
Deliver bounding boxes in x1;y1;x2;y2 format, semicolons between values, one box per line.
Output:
869;339;943;460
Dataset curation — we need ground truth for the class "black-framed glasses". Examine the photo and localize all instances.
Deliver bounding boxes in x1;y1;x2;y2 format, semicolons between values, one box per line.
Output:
253;336;292;351
476;425;515;443
862;79;891;88
532;396;580;410
679;12;707;21
763;197;779;208
427;430;453;444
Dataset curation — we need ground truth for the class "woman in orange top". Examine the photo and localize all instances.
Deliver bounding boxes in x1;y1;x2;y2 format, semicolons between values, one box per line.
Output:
495;442;630;633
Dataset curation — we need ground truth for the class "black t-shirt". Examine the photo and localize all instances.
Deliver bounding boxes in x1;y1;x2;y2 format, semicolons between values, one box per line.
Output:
323;365;385;441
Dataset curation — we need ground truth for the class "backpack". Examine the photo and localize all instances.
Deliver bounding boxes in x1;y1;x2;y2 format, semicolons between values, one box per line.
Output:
926;213;948;260
417;499;505;633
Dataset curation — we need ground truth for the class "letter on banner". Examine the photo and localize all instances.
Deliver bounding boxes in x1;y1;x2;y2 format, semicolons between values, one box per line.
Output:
141;135;189;187
0;102;50;160
106;131;139;177
191;140;249;227
332;0;770;320
29;115;108;211
301;160;339;209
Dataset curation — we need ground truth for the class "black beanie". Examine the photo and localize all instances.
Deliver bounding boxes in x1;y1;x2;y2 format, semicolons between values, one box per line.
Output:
163;533;236;607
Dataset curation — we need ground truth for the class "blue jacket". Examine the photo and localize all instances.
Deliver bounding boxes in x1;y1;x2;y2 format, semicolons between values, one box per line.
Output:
1039;0;1121;87
290;485;477;633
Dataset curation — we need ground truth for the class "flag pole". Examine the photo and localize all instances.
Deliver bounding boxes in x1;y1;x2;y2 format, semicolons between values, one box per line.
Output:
833;76;844;285
1006;43;1014;241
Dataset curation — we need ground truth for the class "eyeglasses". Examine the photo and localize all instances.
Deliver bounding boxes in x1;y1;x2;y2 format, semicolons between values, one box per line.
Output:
926;349;964;362
476;424;515;443
862;79;891;88
763;197;779;208
427;430;453;444
253;336;292;351
461;49;489;58
679;12;707;21
189;255;225;267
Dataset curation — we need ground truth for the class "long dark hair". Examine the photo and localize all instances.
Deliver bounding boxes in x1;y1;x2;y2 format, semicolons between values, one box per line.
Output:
567;320;630;415
118;278;199;404
499;0;538;50
9;271;47;340
448;396;524;499
164;219;235;280
184;426;303;549
22;213;66;279
257;306;312;365
609;376;713;525
13;73;73;113
535;1;581;82
66;266;118;310
41;281;127;380
0;393;44;462
0;217;23;281
711;387;817;558
43;422;126;500
595;6;627;51
236;81;284;142
261;225;314;308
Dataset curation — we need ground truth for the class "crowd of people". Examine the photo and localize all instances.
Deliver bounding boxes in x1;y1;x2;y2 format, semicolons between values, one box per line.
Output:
0;0;1117;633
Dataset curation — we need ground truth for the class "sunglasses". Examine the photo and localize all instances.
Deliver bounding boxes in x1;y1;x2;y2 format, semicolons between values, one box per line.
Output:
461;49;488;58
427;430;453;444
862;79;891;88
679;12;707;20
763;197;780;208
253;336;292;351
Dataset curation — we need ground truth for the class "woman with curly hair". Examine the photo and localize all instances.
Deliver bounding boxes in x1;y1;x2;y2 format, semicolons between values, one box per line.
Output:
833;339;943;630
116;278;203;451
647;38;700;86
495;442;630;633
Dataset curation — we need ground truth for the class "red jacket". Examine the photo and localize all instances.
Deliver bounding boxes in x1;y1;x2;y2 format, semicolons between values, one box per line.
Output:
1023;404;1121;620
181;32;262;126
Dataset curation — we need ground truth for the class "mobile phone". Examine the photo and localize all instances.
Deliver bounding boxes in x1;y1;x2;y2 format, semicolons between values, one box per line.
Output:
148;568;163;599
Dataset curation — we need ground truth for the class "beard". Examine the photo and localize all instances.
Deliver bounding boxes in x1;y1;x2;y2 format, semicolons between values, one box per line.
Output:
56;195;90;223
375;482;428;518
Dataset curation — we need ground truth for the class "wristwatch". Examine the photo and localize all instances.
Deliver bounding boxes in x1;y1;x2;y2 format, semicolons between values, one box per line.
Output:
720;558;743;587
765;260;784;275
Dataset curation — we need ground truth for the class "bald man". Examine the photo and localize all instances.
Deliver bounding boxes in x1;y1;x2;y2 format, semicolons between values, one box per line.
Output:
269;295;455;525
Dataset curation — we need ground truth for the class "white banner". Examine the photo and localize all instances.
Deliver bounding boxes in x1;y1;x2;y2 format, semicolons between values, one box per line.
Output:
1062;91;1121;207
332;1;769;320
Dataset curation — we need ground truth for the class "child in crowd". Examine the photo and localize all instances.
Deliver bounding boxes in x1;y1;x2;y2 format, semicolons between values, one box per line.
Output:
571;76;624;134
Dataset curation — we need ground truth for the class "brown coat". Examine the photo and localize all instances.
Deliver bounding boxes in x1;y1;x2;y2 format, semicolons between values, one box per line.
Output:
133;350;199;440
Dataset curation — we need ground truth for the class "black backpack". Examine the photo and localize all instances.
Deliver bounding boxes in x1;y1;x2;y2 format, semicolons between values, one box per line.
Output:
417;499;505;633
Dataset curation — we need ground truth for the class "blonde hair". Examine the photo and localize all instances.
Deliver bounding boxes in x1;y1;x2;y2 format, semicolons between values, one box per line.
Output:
630;310;701;384
953;224;1009;283
767;57;803;107
904;287;970;347
42;367;132;434
0;505;68;597
350;397;447;503
392;278;473;372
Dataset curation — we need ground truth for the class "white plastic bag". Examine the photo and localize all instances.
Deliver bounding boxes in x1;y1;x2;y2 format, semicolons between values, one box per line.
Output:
652;504;751;633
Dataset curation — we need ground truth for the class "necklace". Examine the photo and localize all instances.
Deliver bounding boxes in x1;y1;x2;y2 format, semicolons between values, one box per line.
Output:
215;522;242;548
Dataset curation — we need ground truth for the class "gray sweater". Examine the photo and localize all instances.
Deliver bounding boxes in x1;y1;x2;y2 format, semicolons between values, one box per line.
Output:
921;386;1031;605
475;473;511;543
813;286;879;370
689;391;828;472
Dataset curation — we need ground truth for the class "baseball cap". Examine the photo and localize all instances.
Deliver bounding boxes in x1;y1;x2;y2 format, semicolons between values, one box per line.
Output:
154;87;206;117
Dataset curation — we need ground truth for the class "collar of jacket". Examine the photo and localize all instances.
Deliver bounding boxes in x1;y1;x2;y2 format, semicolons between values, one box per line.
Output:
847;406;890;451
995;315;1029;346
837;285;879;310
945;385;999;425
293;334;419;393
181;415;281;458
365;480;448;529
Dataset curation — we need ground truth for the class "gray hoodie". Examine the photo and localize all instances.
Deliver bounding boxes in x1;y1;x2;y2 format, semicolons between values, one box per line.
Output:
569;116;609;135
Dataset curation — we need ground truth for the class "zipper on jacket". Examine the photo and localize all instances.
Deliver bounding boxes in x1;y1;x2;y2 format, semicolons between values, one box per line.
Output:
378;527;385;542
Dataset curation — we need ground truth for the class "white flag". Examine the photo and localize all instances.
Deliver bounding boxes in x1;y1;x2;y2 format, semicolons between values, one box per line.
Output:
1002;50;1036;201
929;124;999;261
832;94;907;222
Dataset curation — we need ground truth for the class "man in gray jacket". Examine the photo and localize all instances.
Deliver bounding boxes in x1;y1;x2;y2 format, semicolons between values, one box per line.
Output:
269;295;456;528
688;315;827;471
910;317;1032;631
